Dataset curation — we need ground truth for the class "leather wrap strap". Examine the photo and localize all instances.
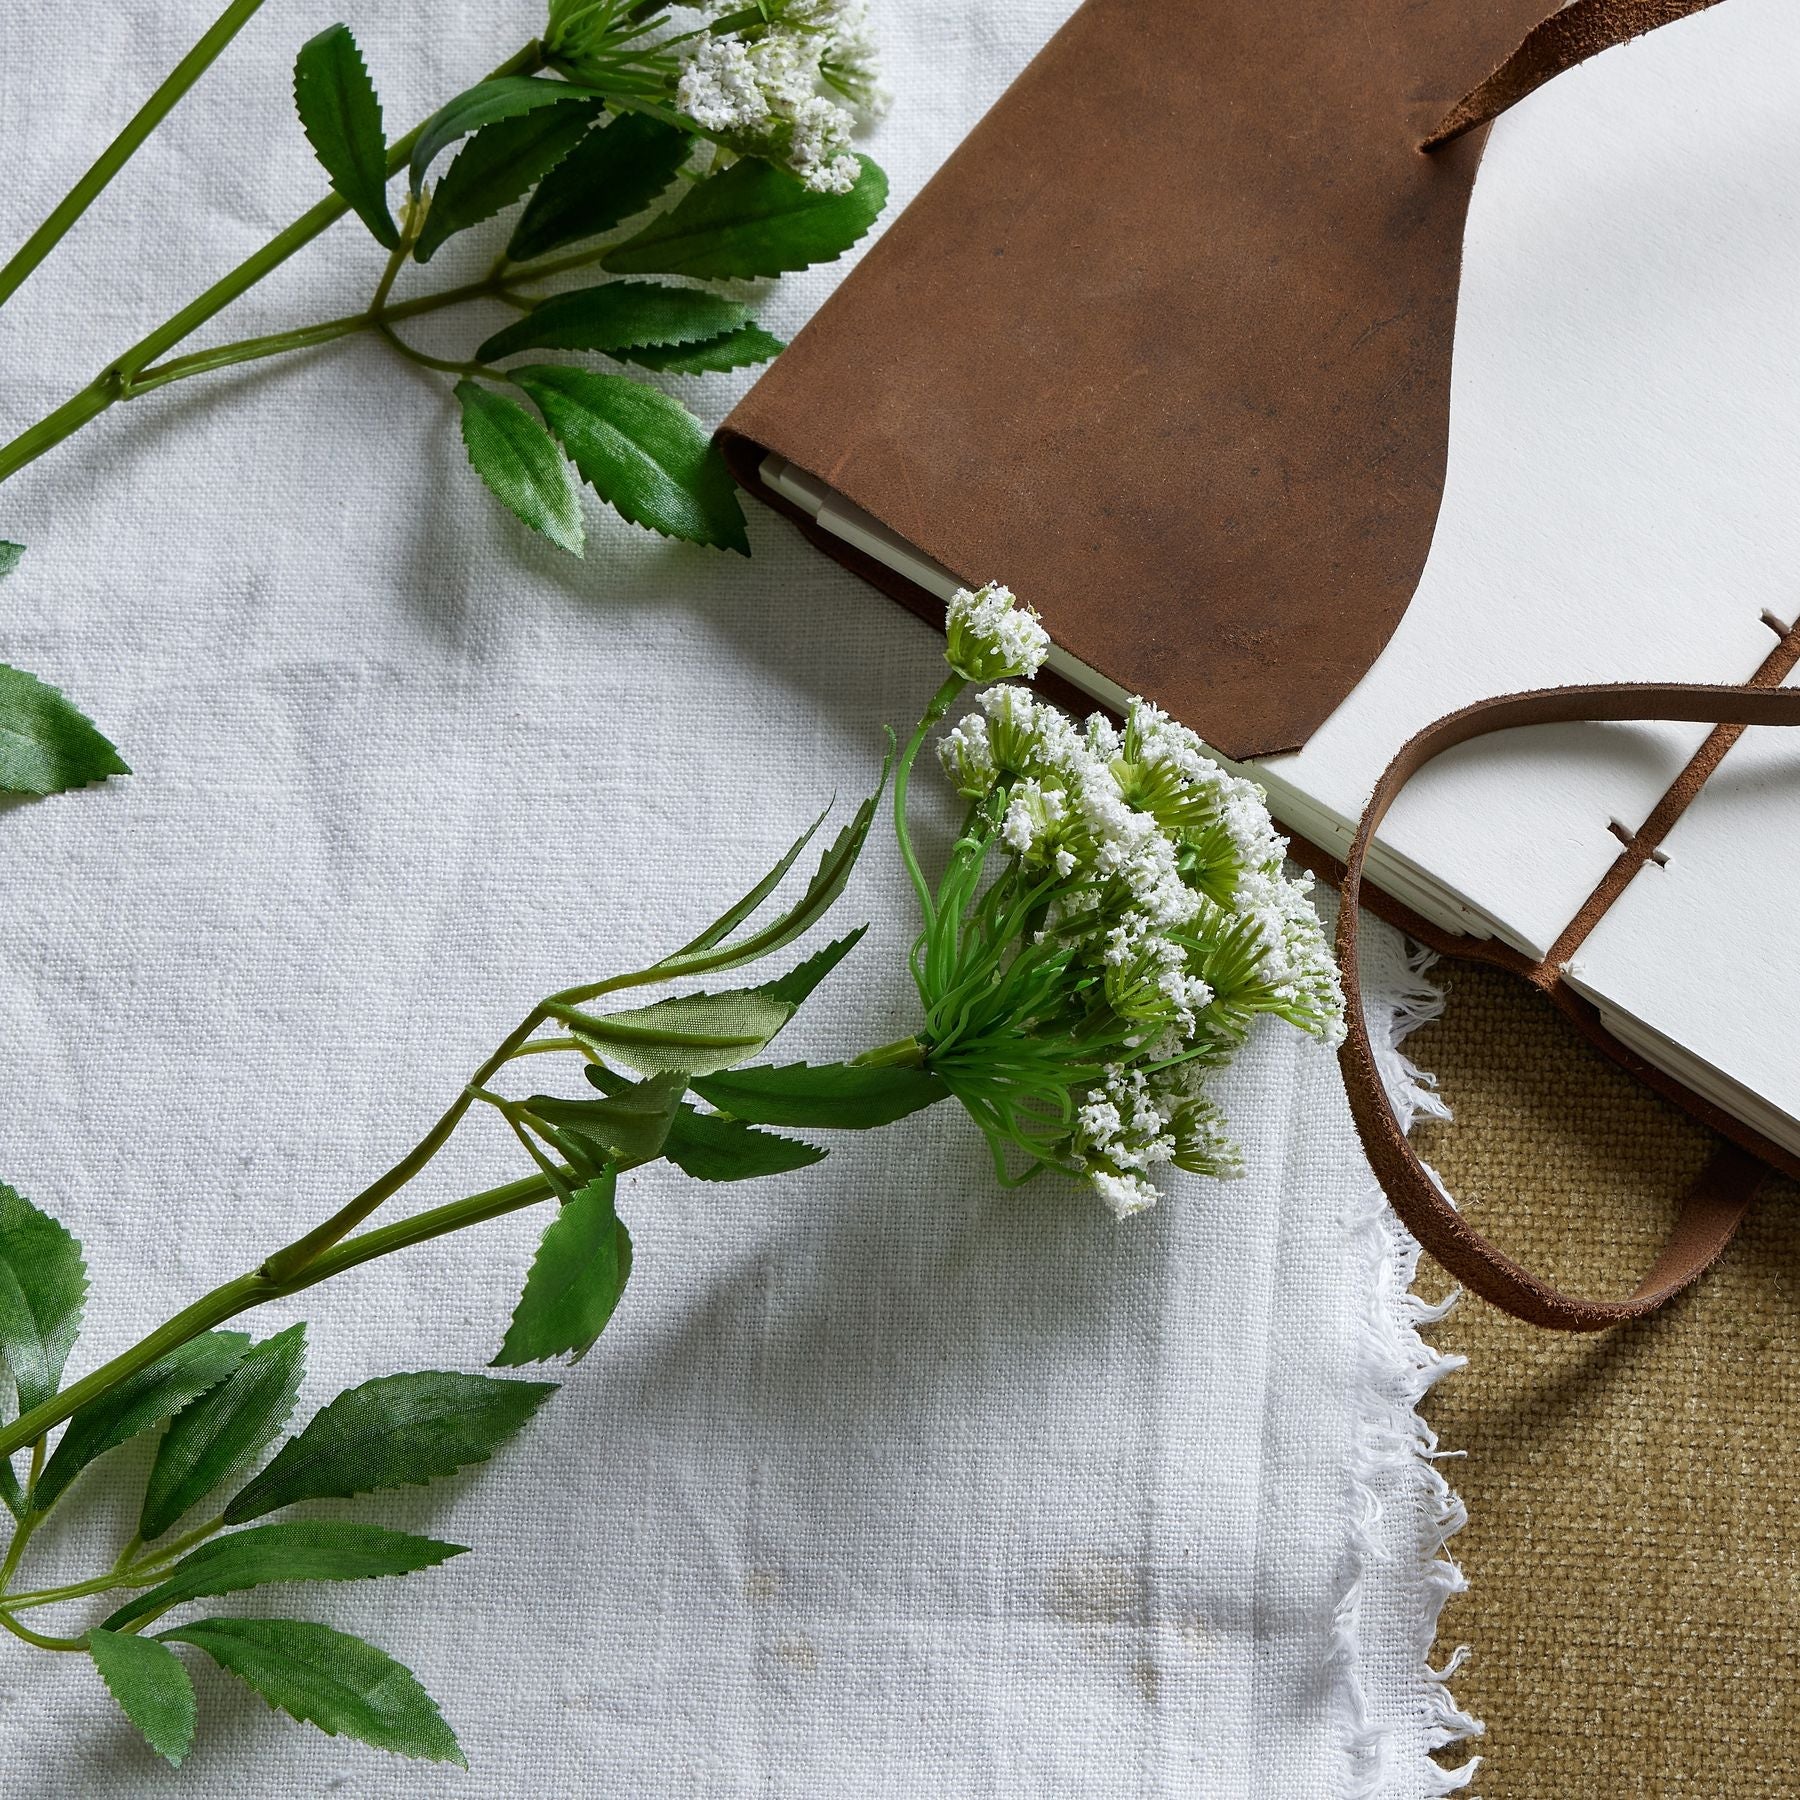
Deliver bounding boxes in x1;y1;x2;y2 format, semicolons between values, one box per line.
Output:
1336;684;1799;1329
1424;0;1727;149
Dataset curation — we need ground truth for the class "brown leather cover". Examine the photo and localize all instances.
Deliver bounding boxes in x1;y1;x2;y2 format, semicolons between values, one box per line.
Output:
722;0;1777;1325
721;0;1578;762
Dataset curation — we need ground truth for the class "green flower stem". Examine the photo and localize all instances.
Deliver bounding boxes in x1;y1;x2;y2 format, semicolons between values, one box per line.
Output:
892;674;968;930
0;40;546;489
99;232;619;403
3;1513;228;1616
377;323;491;381
0;1608;86;1653
851;1036;928;1069
0;1166;559;1467
0;0;270;314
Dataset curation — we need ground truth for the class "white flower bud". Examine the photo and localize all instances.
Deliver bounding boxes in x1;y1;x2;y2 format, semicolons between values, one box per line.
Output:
944;583;1050;682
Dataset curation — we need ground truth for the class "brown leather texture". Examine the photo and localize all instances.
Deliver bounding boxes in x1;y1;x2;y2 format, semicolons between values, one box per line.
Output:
1424;0;1726;147
1333;683;1800;1330
722;0;1570;762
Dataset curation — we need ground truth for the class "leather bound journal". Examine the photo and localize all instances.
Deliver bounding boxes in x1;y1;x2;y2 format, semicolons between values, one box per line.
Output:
719;0;1800;1327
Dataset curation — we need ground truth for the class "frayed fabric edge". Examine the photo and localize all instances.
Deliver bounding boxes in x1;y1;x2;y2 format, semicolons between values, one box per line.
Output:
1331;928;1483;1797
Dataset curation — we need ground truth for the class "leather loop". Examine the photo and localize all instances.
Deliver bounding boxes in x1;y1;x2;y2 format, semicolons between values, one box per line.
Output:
1337;683;1795;1329
1423;0;1726;150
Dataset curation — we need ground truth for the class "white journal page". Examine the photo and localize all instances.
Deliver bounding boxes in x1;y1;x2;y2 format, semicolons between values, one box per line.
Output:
1254;0;1800;960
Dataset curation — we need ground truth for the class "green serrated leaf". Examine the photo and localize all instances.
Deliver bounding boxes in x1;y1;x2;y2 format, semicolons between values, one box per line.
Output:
673;808;828;959
455;381;584;557
0;1182;86;1421
493;1172;630;1366
583;1064;827;1182
656;745;892;981
223;1370;554;1524
557;987;793;1078
521;1073;686;1166
0;543;22;578
757;927;867;1010
89;1630;196;1767
0;664;129;796
409;76;599;196
139;1324;306;1542
662;1107;826;1182
161;1617;464;1765
413;100;600;263
692;1061;952;1130
103;1521;465;1632
617;323;785;375
293;25;396;250
35;1332;249;1513
508;113;691;262
479;280;748;363
513;365;748;551
603;154;887;280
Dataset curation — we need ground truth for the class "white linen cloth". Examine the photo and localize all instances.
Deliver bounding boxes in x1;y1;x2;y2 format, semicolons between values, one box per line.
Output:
0;2;1473;1793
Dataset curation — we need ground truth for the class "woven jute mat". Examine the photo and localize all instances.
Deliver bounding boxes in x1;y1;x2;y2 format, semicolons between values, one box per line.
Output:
1405;961;1799;1795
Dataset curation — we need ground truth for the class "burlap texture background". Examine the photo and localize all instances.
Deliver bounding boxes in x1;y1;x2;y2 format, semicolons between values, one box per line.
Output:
1408;961;1799;1795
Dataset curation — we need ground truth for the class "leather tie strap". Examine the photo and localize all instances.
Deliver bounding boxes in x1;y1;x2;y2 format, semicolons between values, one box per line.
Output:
1424;0;1727;150
1336;683;1800;1330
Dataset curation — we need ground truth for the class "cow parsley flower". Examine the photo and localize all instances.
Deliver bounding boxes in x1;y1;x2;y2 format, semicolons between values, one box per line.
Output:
944;583;1051;682
890;585;1342;1219
546;0;885;195
675;0;879;194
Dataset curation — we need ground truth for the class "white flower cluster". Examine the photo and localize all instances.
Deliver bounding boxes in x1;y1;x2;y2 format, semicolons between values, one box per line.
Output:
944;582;1051;683
676;0;883;194
935;681;1343;1220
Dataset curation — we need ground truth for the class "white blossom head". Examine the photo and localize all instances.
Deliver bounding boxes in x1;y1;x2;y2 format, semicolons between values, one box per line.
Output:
944;583;1051;683
912;661;1343;1223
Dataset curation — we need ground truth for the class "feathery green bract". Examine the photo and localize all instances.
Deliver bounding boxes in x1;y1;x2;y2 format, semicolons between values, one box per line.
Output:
455;381;585;557
413;101;600;263
692;1061;951;1130
161;1617;464;1765
493;1172;630;1365
0;664;129;796
88;1630;197;1767
103;1521;465;1630
0;1182;85;1421
35;1332;249;1512
603;154;886;279
0;543;22;577
513;365;749;551
139;1323;306;1541
507;113;691;261
293;24;396;248
224;1370;554;1523
478;280;749;362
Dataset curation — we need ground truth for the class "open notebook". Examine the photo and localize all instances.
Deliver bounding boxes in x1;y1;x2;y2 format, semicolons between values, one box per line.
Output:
726;0;1800;1160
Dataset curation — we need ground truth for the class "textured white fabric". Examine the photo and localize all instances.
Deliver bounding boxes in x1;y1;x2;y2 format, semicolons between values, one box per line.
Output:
0;3;1469;1793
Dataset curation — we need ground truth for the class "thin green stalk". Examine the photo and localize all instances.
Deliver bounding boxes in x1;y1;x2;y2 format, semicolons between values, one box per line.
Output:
0;0;270;312
0;40;546;488
893;674;967;930
0;1442;45;1589
260;1003;548;1282
851;1036;927;1069
0;1169;558;1465
0;1609;86;1652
